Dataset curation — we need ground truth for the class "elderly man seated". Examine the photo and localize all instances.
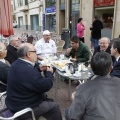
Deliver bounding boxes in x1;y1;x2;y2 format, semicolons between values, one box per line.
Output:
5;43;62;120
5;35;20;64
93;37;115;63
35;30;56;62
0;42;10;92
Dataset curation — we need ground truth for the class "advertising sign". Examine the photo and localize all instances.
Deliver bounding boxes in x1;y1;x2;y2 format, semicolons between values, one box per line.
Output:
45;6;56;13
94;0;115;7
42;14;45;31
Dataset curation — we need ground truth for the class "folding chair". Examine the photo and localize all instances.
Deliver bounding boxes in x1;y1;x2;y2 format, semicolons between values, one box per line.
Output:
0;108;36;120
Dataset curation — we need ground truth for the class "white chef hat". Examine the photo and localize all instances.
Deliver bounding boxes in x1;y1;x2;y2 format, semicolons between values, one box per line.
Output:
43;30;50;35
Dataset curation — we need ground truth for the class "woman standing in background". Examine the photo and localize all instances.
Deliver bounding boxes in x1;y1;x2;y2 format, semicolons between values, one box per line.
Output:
77;18;85;43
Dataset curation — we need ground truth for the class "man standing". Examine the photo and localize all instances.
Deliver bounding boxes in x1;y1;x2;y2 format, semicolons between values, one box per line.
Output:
5;43;62;120
65;35;90;63
0;42;10;92
90;15;103;49
35;30;56;61
65;52;120;120
110;39;120;78
5;35;20;64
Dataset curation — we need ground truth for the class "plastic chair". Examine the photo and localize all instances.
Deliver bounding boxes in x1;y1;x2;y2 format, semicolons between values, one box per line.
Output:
57;46;63;53
0;107;36;120
57;40;65;47
0;91;6;109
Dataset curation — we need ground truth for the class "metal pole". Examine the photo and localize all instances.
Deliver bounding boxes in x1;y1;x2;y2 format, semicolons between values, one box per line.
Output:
69;0;72;37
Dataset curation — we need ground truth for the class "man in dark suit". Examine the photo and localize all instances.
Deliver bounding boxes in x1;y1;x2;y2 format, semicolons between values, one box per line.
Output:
5;35;20;64
93;37;115;63
110;39;120;77
93;37;110;55
90;15;103;49
65;52;120;120
5;43;62;120
0;42;10;92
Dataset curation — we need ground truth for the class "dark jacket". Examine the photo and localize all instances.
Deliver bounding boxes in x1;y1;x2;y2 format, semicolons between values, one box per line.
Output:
0;61;10;92
5;44;18;64
90;19;103;39
69;75;120;120
5;59;53;112
93;46;115;63
65;42;90;63
110;58;120;78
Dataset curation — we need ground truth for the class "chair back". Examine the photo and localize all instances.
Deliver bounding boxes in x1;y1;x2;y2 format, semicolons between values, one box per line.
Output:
0;91;6;109
57;46;63;53
0;108;36;120
58;40;65;47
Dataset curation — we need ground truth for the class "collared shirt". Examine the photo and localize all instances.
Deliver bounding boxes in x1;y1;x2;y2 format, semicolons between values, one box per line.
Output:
0;58;5;63
116;56;120;62
35;38;56;59
19;58;35;67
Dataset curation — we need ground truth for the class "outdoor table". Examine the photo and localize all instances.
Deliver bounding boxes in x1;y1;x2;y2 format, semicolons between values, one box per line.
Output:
54;68;94;101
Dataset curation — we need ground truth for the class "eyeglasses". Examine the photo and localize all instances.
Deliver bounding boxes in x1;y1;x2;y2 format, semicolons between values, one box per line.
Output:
28;50;36;53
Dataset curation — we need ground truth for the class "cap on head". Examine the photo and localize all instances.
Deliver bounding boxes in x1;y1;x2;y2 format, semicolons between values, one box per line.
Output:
43;30;50;35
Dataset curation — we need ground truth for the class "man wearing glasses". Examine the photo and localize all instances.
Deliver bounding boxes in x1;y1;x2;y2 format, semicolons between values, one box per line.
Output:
5;43;62;120
93;37;110;54
93;37;115;63
5;35;20;64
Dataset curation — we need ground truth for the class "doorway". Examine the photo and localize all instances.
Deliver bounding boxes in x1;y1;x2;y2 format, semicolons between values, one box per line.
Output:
95;7;114;39
30;15;39;31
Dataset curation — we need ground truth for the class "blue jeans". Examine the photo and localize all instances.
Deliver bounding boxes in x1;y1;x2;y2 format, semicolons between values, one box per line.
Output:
91;38;99;49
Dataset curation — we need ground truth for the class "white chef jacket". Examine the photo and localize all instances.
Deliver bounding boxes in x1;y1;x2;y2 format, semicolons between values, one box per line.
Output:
35;38;57;59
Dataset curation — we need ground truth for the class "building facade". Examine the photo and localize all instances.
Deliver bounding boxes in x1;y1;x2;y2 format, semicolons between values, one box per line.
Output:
13;0;44;31
13;0;120;46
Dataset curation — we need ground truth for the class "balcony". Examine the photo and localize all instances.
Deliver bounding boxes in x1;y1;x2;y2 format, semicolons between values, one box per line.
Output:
18;5;29;11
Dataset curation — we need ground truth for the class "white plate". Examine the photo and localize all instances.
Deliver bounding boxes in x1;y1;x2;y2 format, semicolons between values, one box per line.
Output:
73;73;81;77
82;68;88;71
64;73;72;77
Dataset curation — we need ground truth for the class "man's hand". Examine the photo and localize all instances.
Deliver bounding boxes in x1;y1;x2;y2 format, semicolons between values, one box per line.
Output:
66;47;72;56
39;65;47;71
47;66;53;73
70;58;77;62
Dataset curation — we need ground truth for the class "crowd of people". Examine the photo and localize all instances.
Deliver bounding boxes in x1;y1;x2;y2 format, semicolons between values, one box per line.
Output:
0;16;120;119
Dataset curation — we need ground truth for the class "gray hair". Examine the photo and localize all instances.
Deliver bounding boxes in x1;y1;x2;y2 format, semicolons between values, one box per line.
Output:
17;44;30;58
0;42;4;52
9;35;18;43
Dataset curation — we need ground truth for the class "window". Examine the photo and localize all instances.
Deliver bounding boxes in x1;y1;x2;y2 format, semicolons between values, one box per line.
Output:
46;0;56;7
71;0;80;12
60;0;65;4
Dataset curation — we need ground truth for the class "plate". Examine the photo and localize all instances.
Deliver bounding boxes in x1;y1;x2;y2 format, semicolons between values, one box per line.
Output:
82;68;88;71
64;73;72;77
73;73;81;77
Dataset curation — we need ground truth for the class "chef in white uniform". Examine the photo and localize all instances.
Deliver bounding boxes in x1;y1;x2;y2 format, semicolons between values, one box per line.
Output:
35;30;57;62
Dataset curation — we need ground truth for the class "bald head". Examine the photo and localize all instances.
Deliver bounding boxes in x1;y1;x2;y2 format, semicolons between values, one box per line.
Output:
99;37;110;51
0;42;7;58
